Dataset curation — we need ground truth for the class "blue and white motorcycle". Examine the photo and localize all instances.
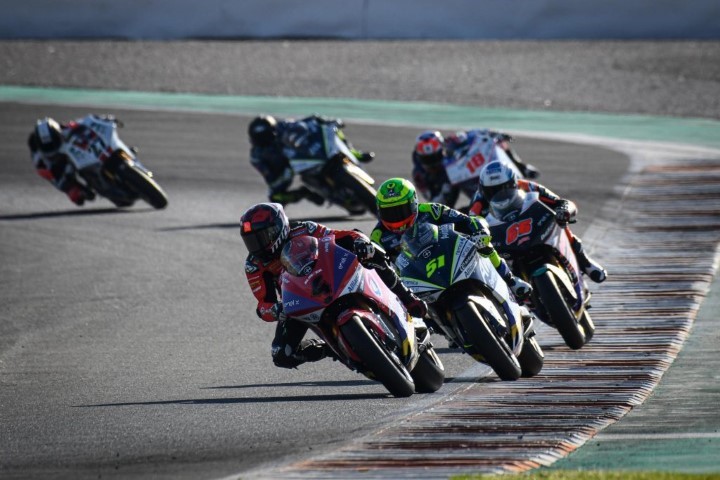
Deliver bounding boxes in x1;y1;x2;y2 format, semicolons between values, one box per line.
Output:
395;222;544;380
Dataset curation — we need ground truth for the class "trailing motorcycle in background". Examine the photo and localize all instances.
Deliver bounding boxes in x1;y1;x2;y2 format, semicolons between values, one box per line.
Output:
443;130;533;199
486;189;595;350
61;115;168;209
280;234;445;397
285;122;377;215
396;222;544;380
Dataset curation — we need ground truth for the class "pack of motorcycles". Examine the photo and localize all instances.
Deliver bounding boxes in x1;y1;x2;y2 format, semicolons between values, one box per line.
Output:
83;118;597;398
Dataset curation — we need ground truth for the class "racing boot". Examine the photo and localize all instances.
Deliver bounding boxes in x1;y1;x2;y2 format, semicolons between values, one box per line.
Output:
352;148;375;164
497;260;533;303
393;282;428;318
572;238;607;283
273;339;337;369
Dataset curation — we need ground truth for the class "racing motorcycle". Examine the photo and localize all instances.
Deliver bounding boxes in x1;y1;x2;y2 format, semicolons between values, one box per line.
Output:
443;130;529;197
284;121;377;215
279;234;445;397
486;189;595;350
61;115;168;209
396;222;544;380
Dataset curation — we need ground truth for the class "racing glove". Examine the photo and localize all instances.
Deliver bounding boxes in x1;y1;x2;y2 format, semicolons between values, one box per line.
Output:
555;200;574;227
353;238;376;261
271;302;287;322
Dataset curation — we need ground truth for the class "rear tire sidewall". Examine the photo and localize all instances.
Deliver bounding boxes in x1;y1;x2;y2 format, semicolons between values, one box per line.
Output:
410;347;445;393
534;271;586;349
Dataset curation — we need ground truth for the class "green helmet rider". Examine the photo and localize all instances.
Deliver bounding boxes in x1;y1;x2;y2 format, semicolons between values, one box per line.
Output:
376;177;419;233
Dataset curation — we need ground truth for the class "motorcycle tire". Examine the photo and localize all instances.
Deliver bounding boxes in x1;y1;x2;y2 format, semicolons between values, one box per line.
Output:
454;302;522;381
340;315;415;398
410;347;445;393
518;336;544;377
116;163;169;210
334;163;377;215
534;271;586;350
579;309;595;343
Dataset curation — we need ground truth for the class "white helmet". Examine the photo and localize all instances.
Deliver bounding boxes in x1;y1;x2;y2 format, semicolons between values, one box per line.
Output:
479;161;522;215
34;117;63;154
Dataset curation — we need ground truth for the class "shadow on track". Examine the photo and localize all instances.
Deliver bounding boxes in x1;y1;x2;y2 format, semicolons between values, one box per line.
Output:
202;379;374;389
0;207;152;221
75;392;394;408
158;214;374;232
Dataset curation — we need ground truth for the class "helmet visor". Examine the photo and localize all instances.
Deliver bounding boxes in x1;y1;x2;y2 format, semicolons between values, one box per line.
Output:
482;179;516;203
241;223;283;257
379;201;418;232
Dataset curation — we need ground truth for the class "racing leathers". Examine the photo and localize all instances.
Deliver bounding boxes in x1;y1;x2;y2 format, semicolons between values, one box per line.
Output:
370;202;533;301
28;116;100;205
469;179;607;283
245;221;426;369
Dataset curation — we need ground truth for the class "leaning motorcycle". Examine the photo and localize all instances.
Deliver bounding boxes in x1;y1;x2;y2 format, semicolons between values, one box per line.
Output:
286;122;377;215
279;234;445;397
443;131;527;195
396;222;544;380
486;190;595;350
61;115;168;209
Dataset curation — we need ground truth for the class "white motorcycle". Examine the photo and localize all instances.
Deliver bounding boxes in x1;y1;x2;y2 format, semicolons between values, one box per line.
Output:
61;115;168;209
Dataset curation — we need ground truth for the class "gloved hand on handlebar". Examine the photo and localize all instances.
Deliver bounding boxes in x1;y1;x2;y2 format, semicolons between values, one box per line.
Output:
353;238;376;261
271;301;287;322
470;230;493;255
555;200;575;227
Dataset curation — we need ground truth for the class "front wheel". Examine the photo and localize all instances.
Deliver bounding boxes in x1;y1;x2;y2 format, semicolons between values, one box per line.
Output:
340;315;415;397
534;271;585;350
116;162;169;209
454;302;522;381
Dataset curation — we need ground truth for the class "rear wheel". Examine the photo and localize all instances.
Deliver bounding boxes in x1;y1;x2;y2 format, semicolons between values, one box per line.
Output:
455;302;521;381
334;162;377;215
534;271;585;349
410;347;445;393
117;162;168;210
340;315;415;397
579;309;595;343
518;336;544;377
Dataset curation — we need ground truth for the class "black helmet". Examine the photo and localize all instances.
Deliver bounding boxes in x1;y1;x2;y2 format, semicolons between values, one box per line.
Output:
247;115;278;147
34;117;63;154
240;202;290;260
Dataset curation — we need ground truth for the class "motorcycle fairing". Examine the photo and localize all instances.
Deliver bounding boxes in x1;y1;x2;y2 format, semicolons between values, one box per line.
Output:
281;235;416;363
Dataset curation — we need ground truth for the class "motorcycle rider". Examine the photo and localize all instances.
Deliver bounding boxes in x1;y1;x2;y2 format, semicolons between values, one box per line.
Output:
240;202;427;369
370;177;533;302
28;116;100;206
247;114;374;207
412;129;540;209
471;161;607;283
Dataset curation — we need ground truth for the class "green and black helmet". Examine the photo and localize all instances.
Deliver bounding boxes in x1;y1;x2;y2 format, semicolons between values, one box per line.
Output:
376;178;419;233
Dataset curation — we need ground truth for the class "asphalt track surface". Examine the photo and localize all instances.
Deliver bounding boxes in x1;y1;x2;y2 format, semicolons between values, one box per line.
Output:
0;40;717;479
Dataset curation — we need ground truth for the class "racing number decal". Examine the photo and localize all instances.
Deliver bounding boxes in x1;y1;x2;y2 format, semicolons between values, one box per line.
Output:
466;154;486;174
506;218;532;245
426;255;446;277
